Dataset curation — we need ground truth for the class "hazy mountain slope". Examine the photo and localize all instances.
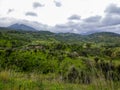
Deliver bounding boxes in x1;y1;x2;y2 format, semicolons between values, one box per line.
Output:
0;28;120;45
8;23;37;31
54;32;120;44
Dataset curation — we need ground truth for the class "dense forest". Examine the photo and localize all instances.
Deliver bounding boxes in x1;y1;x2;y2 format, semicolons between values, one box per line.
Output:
0;28;120;90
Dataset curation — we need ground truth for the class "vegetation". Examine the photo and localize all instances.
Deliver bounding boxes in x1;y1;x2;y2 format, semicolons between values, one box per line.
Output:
0;28;120;90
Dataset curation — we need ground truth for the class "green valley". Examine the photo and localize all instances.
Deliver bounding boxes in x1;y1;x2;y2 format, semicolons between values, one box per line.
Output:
0;28;120;90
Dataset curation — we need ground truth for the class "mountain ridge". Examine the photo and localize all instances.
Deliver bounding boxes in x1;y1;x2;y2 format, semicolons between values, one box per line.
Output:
0;27;120;45
0;26;120;37
1;22;120;35
8;23;37;31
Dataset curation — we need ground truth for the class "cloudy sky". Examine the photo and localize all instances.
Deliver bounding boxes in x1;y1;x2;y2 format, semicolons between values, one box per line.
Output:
0;0;120;34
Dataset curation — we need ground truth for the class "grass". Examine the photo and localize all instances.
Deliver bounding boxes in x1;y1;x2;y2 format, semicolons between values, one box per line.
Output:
0;70;120;90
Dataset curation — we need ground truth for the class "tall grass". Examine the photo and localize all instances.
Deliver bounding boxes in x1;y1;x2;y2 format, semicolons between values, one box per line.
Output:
0;70;120;90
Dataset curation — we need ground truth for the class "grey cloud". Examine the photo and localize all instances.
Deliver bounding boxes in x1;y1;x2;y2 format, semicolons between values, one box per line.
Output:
84;16;101;23
53;27;72;33
68;15;81;20
54;21;109;34
98;24;120;33
54;22;89;34
102;15;120;26
63;4;120;34
54;17;120;34
33;2;44;9
53;22;77;33
105;4;120;15
54;0;62;7
102;4;120;26
25;12;37;17
54;7;120;34
7;9;14;14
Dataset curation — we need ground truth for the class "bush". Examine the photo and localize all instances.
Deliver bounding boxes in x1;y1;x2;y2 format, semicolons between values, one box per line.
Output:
63;66;92;84
66;66;79;83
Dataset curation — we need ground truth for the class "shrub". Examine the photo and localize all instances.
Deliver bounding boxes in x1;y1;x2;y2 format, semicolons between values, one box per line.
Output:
66;66;79;83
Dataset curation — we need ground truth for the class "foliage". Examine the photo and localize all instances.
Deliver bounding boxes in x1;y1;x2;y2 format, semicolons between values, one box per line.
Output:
0;29;120;89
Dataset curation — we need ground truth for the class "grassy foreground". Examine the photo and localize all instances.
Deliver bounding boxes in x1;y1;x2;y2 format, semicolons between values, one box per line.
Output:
0;70;120;90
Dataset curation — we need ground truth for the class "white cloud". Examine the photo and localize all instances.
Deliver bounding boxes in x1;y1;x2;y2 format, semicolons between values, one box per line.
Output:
0;0;120;34
1;0;120;26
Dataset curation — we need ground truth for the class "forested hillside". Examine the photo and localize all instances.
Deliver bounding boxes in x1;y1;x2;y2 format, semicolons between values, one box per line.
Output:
0;28;120;90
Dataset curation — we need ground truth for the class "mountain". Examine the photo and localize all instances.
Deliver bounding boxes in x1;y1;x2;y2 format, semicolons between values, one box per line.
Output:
0;24;120;45
8;23;37;31
0;26;120;44
88;32;120;37
54;32;120;44
87;32;120;41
